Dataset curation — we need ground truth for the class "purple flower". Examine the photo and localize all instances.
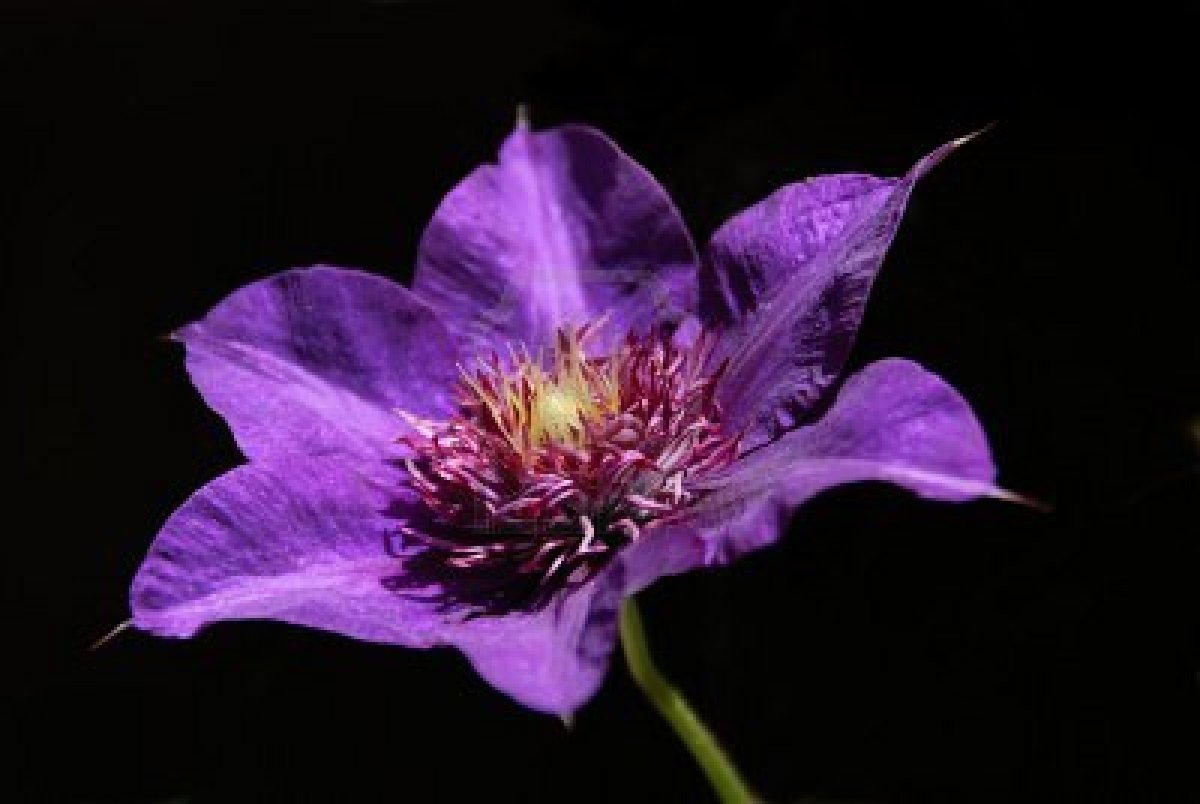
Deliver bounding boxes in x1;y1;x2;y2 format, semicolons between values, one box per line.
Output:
131;122;1005;715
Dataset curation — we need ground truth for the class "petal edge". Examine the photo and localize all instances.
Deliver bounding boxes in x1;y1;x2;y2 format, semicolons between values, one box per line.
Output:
708;138;974;448
414;124;699;354
179;266;460;463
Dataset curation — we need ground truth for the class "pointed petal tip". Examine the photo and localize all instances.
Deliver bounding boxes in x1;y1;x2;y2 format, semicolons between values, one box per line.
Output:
89;618;133;651
950;121;999;150
911;121;998;179
989;485;1052;512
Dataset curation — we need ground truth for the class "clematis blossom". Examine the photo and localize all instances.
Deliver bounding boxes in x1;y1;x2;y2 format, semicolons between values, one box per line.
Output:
131;122;1006;715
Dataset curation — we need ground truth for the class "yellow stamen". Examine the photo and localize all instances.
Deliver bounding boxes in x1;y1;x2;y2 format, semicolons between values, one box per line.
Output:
460;326;620;455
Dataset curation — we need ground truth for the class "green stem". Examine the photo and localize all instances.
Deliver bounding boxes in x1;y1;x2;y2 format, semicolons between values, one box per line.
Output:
619;598;757;804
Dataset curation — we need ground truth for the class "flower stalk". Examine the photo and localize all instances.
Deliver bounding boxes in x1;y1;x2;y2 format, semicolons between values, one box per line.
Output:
619;598;757;804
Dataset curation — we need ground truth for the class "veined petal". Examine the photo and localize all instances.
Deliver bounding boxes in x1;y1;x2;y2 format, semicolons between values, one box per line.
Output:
132;457;618;715
701;172;894;326
706;136;976;448
618;358;998;578
179;266;460;463
414;124;698;354
452;575;622;716
131;457;442;644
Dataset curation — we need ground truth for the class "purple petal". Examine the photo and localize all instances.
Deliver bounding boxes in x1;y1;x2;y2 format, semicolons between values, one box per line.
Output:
414;124;698;355
619;358;998;580
450;576;622;716
132;457;617;715
131;457;441;645
179;266;460;463
701;173;894;326
706;136;977;448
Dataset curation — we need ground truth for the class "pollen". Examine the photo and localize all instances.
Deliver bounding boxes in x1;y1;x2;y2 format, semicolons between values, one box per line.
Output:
459;322;619;455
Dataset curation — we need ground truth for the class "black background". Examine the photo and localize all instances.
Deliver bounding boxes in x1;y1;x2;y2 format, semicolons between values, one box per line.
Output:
5;2;1198;802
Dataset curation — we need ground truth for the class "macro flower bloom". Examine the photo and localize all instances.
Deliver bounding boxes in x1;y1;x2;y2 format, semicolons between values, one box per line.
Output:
131;122;1005;716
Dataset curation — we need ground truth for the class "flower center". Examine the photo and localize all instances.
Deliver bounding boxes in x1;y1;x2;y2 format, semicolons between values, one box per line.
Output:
460;324;619;455
391;321;738;615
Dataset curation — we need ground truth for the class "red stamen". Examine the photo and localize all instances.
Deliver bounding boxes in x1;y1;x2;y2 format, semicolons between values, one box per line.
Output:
394;322;739;614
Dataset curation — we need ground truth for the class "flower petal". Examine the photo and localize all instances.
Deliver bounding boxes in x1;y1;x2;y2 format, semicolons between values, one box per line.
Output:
179;266;460;462
131;457;442;645
132;456;618;715
706;136;976;448
450;575;623;716
619;358;998;581
701;173;894;327
414;124;698;354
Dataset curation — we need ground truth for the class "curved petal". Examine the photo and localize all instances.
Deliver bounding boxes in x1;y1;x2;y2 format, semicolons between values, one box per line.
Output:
179;266;460;463
414;124;698;355
451;573;623;716
618;358;999;582
706;135;979;448
131;457;441;645
131;457;618;715
701;172;894;326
